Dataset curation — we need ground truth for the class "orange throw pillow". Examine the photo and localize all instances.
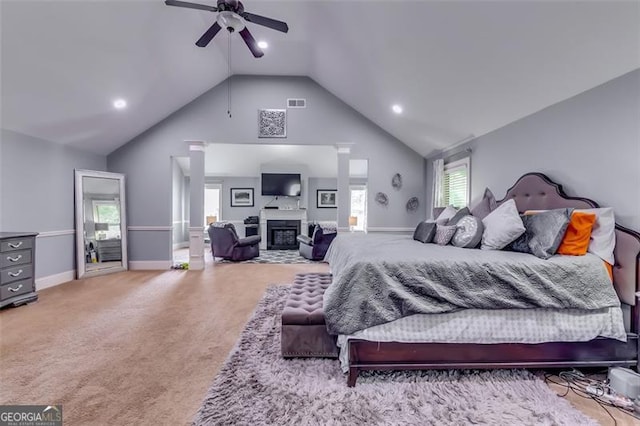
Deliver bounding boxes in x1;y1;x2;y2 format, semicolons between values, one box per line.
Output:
556;212;597;256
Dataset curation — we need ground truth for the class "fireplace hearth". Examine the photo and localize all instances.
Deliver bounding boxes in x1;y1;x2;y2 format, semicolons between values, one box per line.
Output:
267;220;301;250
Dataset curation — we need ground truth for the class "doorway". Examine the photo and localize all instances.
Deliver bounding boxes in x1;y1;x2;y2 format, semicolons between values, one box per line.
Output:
349;185;367;232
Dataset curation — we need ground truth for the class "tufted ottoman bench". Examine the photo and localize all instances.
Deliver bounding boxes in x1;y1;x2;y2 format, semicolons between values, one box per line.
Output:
281;272;338;358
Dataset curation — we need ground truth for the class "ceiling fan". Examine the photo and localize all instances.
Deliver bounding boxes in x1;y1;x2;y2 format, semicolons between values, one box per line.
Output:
165;0;289;58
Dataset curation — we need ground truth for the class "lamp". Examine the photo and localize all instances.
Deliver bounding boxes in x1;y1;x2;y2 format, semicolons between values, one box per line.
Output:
348;216;358;232
206;215;218;225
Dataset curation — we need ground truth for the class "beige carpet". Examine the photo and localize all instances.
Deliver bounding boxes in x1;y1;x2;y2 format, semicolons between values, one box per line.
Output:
0;262;328;425
0;260;634;425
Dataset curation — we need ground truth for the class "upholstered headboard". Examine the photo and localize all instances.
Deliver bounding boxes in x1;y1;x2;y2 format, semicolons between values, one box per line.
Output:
495;173;640;312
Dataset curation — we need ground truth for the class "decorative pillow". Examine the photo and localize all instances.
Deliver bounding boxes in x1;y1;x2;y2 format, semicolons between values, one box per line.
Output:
508;209;572;259
507;215;532;254
413;221;437;243
556;212;597;256
447;207;470;226
434;225;457;245
435;205;457;223
481;199;526;250
524;208;615;264
470;188;497;220
576;207;615;265
451;215;484;248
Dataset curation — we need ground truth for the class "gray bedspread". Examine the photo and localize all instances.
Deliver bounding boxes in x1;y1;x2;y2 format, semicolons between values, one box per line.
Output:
323;233;620;335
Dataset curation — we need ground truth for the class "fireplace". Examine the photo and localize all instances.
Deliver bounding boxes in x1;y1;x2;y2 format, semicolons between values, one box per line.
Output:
267;220;301;250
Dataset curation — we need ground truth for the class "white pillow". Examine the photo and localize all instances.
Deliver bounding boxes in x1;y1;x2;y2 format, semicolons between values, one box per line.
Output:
481;199;526;250
576;207;616;265
436;205;457;224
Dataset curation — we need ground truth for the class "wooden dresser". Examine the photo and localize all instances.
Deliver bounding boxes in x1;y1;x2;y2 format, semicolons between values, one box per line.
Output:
1;232;38;308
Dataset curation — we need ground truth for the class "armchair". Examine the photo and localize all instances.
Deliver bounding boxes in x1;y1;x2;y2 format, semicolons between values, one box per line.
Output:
296;224;337;261
208;222;261;261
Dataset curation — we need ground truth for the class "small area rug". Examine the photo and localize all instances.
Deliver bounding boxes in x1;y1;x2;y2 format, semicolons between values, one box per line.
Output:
193;286;596;425
217;249;318;264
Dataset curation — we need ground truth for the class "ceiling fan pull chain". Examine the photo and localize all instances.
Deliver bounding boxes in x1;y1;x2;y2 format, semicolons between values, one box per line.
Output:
227;32;232;118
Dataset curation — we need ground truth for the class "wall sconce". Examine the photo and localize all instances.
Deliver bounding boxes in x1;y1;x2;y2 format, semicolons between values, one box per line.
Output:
348;216;358;232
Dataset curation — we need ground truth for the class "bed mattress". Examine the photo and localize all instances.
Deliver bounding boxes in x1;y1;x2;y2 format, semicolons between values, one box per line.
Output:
337;306;626;371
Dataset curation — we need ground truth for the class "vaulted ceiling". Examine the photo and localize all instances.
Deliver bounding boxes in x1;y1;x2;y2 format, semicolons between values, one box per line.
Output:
2;1;639;157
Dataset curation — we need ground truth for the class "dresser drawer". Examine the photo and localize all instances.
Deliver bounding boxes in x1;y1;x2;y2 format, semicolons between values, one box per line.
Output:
1;278;33;301
1;238;34;252
1;249;32;268
1;264;33;285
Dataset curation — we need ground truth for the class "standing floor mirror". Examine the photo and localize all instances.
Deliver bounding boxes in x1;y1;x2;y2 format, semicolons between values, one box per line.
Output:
75;170;128;278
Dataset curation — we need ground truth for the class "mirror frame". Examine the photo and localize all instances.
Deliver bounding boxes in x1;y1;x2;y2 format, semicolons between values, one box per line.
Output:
75;169;128;278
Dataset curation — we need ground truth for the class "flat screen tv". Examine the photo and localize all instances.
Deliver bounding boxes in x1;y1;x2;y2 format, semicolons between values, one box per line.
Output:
261;173;301;196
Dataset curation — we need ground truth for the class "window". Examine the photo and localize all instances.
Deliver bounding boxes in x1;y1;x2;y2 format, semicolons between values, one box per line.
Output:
92;200;121;239
204;184;222;226
349;185;367;232
443;158;470;208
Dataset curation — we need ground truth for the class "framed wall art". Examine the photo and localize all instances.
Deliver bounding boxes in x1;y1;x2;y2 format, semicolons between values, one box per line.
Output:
230;188;254;207
258;109;287;138
317;189;337;208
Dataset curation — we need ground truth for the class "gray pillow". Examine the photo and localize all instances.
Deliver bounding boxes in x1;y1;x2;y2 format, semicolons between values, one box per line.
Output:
470;188;497;220
447;207;470;226
434;224;457;245
413;221;437;243
451;215;484;248
508;209;572;259
507;215;532;254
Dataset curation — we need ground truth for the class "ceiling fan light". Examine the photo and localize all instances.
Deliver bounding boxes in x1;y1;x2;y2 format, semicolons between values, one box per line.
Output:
217;11;245;32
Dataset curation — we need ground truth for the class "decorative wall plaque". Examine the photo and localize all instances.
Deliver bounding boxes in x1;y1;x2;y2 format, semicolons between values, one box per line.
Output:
375;192;389;206
258;109;286;138
406;197;419;212
392;173;402;190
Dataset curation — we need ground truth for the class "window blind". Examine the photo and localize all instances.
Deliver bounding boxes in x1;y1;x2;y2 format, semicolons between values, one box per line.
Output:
443;162;469;208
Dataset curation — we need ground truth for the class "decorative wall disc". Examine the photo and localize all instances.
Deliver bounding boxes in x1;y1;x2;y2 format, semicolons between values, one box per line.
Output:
391;173;402;190
406;197;419;212
375;192;389;206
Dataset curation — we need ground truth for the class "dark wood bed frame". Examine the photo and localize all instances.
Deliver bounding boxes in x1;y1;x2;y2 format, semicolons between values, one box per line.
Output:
347;172;640;387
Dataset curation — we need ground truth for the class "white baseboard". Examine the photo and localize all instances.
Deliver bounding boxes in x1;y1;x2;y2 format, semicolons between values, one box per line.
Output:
129;260;172;270
172;242;189;250
36;270;76;290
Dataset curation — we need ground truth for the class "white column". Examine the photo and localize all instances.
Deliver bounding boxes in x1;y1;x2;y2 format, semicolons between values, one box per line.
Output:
336;144;352;232
187;141;206;270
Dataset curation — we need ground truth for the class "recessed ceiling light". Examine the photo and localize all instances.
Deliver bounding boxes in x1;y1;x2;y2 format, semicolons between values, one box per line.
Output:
113;99;127;110
392;104;403;114
257;41;268;49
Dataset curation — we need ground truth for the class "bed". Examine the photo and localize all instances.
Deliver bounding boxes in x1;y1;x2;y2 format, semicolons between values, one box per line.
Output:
323;173;640;387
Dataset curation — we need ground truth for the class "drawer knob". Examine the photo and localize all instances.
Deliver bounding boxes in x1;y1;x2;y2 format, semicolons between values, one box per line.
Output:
8;241;23;249
8;269;23;277
7;255;23;262
8;284;23;292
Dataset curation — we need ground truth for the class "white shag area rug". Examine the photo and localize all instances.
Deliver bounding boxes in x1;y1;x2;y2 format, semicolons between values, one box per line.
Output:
193;286;597;426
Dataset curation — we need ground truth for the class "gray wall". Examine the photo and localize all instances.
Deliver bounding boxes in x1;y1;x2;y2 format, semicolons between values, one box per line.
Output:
426;69;640;231
308;177;338;222
108;75;425;262
0;129;106;278
214;176;260;221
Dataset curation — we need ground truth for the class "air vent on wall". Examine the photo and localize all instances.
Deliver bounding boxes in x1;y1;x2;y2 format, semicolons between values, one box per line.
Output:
287;98;306;108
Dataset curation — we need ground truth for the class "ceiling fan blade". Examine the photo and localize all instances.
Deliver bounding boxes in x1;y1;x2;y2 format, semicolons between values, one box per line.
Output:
241;12;289;33
239;28;264;58
165;0;217;13
195;21;222;47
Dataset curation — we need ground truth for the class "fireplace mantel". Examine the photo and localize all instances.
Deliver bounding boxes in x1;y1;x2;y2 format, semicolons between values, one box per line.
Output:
260;209;307;250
